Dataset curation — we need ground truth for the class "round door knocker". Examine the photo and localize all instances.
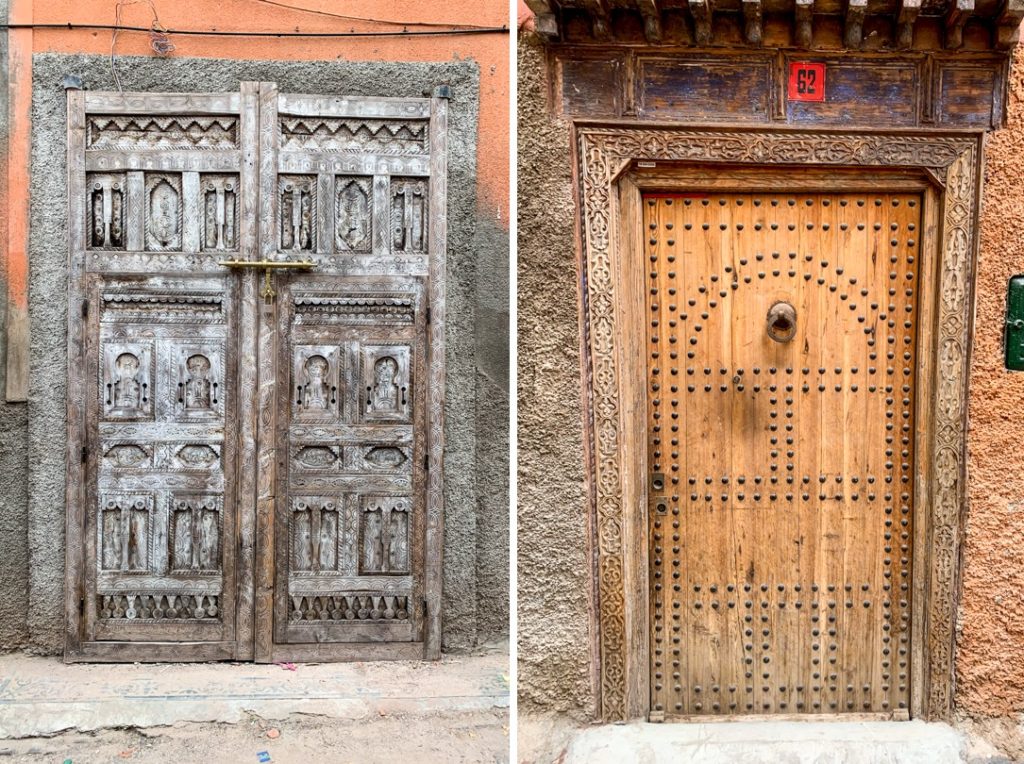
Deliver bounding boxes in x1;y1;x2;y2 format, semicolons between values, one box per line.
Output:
767;301;797;343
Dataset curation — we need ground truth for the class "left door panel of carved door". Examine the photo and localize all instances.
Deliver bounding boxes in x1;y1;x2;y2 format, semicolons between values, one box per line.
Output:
66;87;259;661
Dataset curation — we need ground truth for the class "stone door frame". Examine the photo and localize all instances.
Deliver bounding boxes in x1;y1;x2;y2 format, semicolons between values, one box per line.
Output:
572;122;983;721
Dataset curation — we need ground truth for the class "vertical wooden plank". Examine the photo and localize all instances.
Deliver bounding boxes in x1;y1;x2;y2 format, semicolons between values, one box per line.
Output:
125;171;145;252
424;92;448;659
64;89;88;656
253;81;279;663
372;175;390;259
317;172;333;255
181;172;201;253
233;80;261;662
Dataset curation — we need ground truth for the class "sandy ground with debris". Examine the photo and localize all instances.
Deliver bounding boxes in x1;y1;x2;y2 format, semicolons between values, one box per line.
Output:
0;709;509;764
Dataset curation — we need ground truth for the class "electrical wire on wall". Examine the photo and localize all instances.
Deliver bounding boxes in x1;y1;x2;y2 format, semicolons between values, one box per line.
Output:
111;0;175;92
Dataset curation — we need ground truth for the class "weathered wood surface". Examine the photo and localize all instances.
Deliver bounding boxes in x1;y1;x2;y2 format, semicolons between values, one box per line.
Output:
644;190;920;717
526;0;1024;53
65;84;447;663
551;50;1005;129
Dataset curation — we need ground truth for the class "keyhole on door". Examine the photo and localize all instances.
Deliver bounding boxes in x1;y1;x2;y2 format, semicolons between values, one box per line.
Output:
767;301;797;343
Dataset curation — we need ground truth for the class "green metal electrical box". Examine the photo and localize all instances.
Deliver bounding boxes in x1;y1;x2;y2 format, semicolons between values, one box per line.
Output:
1007;275;1024;370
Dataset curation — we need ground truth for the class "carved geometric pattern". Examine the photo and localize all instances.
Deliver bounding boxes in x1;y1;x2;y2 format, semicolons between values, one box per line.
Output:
98;593;220;620
88;116;238;150
291;498;340;573
99;494;153;572
575;126;980;721
279;117;427;154
288;594;410;622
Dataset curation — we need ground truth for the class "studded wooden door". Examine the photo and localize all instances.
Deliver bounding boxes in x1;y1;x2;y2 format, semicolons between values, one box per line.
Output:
645;191;919;718
65;84;446;663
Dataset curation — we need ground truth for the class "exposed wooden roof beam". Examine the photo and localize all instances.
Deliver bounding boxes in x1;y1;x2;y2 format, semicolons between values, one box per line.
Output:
581;0;612;39
637;0;664;43
945;0;974;49
844;0;868;48
688;0;714;45
794;0;814;48
996;0;1024;49
897;0;922;49
743;0;764;45
524;0;560;39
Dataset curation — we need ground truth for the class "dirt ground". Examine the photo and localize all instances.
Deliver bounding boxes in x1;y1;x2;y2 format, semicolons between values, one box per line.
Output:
0;709;510;764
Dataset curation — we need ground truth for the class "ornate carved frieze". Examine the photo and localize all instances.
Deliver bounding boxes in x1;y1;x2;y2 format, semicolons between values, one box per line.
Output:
335;177;372;252
100;292;224;323
87;173;126;250
291;497;341;572
88;116;239;150
280;175;316;251
280;117;428;154
98;593;220;620
144;173;183;251
361;345;411;423
288;593;410;622
360;495;410;574
293;294;415;324
574;125;979;721
391;179;428;253
170;495;222;572
200;175;239;251
99;494;153;572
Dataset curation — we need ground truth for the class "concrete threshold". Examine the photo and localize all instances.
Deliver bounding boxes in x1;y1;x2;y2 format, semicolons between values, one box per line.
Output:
565;719;967;764
0;647;509;739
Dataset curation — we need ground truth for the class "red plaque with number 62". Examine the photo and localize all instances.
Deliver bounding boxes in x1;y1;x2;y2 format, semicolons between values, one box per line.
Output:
788;62;826;102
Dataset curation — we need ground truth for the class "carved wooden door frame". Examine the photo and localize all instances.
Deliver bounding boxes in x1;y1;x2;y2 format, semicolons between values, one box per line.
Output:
63;82;447;662
572;122;983;721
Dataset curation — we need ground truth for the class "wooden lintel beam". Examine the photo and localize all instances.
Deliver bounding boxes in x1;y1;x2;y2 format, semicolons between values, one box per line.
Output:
523;0;560;39
944;0;974;49
637;0;664;43
897;0;922;49
795;0;814;48
844;0;868;48
742;0;763;44
996;0;1024;49
688;0;714;45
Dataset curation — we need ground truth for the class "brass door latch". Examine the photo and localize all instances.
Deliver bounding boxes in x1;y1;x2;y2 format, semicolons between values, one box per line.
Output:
219;258;316;302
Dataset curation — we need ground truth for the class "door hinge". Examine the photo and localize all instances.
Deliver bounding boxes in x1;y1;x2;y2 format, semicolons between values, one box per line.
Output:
81;298;89;318
81;445;88;463
79;596;85;616
426;306;431;325
422;598;428;618
424;452;429;471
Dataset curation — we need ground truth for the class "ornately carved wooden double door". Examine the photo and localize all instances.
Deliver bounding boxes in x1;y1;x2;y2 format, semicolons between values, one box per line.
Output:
65;83;445;662
646;190;919;717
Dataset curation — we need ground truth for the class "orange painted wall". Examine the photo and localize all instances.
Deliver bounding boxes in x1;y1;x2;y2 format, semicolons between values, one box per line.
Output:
26;0;510;219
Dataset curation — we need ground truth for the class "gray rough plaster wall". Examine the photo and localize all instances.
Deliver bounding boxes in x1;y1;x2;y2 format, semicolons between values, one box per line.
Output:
23;52;507;653
0;0;31;652
516;34;596;717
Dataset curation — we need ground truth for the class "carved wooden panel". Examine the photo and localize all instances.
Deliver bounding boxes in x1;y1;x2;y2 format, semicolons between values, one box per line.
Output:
645;192;919;718
67;86;447;663
574;127;981;722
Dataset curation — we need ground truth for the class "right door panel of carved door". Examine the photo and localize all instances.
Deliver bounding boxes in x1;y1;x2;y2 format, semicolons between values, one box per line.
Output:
646;192;919;718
